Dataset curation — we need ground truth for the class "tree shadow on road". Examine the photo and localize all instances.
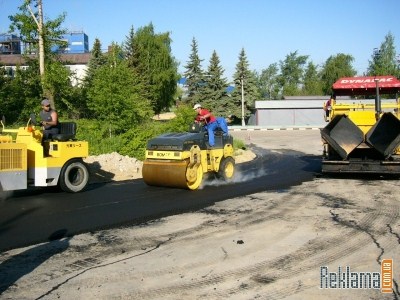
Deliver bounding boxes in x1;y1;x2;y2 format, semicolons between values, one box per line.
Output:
0;229;70;295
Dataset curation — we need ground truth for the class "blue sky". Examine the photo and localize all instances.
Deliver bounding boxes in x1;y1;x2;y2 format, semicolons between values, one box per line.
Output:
1;0;399;81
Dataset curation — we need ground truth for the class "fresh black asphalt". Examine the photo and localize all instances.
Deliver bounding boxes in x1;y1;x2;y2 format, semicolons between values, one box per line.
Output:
0;148;321;252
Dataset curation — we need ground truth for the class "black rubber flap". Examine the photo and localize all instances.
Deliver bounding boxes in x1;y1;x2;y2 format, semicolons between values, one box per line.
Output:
321;115;364;159
366;112;400;158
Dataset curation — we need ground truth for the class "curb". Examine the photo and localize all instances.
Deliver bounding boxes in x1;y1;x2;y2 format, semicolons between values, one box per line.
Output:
229;126;322;131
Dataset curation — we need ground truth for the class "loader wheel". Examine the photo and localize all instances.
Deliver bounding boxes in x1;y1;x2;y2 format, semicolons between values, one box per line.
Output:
218;157;235;181
59;159;89;193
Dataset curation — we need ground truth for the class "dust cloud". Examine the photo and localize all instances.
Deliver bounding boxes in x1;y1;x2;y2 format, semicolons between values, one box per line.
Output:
200;167;269;189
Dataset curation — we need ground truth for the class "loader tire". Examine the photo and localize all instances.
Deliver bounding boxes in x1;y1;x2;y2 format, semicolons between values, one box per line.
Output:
217;156;235;181
59;159;89;193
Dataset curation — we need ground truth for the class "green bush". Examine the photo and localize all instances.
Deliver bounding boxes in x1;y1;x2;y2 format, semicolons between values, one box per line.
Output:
233;138;246;150
75;119;125;155
119;121;168;161
165;105;197;132
118;106;196;160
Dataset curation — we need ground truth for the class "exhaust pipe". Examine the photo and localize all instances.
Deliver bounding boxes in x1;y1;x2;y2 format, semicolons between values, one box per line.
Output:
375;78;381;120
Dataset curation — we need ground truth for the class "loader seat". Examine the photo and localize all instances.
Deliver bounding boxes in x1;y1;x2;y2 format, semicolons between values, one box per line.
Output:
52;122;77;141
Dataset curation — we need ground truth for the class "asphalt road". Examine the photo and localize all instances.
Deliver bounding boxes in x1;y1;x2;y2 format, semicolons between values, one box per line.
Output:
0;146;320;252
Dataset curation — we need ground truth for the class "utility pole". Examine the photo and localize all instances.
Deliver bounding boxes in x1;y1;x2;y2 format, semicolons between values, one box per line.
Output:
37;0;45;77
27;0;44;77
241;76;245;126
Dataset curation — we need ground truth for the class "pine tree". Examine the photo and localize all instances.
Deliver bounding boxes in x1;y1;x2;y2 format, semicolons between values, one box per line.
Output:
230;48;260;124
183;38;205;105
123;26;138;68
201;50;229;116
84;38;106;86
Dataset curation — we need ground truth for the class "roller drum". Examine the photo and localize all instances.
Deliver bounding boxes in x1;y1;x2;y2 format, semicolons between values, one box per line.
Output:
143;159;202;189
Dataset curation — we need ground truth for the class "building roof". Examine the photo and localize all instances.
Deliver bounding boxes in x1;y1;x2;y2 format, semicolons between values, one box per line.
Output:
283;96;328;100
0;54;27;65
59;53;91;64
256;100;326;109
0;53;91;66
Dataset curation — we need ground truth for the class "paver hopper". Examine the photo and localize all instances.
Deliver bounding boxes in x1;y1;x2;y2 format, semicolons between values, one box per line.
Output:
321;76;400;174
365;112;400;158
321;115;364;159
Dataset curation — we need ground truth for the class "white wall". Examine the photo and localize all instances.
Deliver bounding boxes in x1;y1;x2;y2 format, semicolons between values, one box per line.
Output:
255;100;327;127
65;64;88;86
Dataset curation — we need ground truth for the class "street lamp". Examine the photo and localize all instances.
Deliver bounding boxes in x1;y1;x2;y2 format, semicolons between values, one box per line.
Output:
240;76;245;126
373;48;381;59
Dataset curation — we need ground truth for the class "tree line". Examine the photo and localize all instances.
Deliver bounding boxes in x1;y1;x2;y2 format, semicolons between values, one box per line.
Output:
184;33;400;122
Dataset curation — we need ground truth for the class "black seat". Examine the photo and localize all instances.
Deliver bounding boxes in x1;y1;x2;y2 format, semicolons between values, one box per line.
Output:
214;130;224;136
52;122;77;141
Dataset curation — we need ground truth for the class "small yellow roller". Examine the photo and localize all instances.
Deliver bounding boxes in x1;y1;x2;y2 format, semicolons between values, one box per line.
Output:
142;126;235;190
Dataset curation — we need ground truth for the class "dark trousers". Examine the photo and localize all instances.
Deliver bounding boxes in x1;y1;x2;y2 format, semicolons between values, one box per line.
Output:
43;127;59;140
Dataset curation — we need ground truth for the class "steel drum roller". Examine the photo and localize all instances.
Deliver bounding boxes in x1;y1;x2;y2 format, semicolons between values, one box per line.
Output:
142;159;203;190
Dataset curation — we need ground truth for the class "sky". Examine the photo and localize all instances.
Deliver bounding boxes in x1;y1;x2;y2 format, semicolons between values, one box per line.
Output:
1;0;400;81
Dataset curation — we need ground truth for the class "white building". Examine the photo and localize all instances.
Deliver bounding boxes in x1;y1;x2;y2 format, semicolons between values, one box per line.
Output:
0;53;91;86
254;96;330;127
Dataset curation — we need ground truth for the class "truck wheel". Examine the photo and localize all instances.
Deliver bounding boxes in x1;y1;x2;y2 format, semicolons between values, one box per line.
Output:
59;159;89;193
218;157;235;181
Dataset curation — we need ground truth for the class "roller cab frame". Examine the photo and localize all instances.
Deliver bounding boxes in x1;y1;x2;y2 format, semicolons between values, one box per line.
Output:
142;124;235;190
321;76;400;175
0;116;89;193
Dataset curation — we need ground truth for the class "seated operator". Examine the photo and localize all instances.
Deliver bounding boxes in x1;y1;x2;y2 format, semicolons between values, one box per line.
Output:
193;103;228;147
39;98;59;140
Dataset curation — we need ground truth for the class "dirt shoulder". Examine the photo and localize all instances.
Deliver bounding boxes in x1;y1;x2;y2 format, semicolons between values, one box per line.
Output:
1;130;399;300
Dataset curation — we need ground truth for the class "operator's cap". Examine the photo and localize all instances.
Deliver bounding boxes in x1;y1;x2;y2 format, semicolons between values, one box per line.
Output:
41;99;50;106
193;103;201;110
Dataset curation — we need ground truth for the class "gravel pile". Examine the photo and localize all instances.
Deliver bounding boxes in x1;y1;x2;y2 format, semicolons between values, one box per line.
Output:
84;152;143;183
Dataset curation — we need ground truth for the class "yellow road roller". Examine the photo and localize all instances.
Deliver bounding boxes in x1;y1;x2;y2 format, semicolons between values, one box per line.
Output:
0;115;89;193
142;124;235;190
321;75;400;174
